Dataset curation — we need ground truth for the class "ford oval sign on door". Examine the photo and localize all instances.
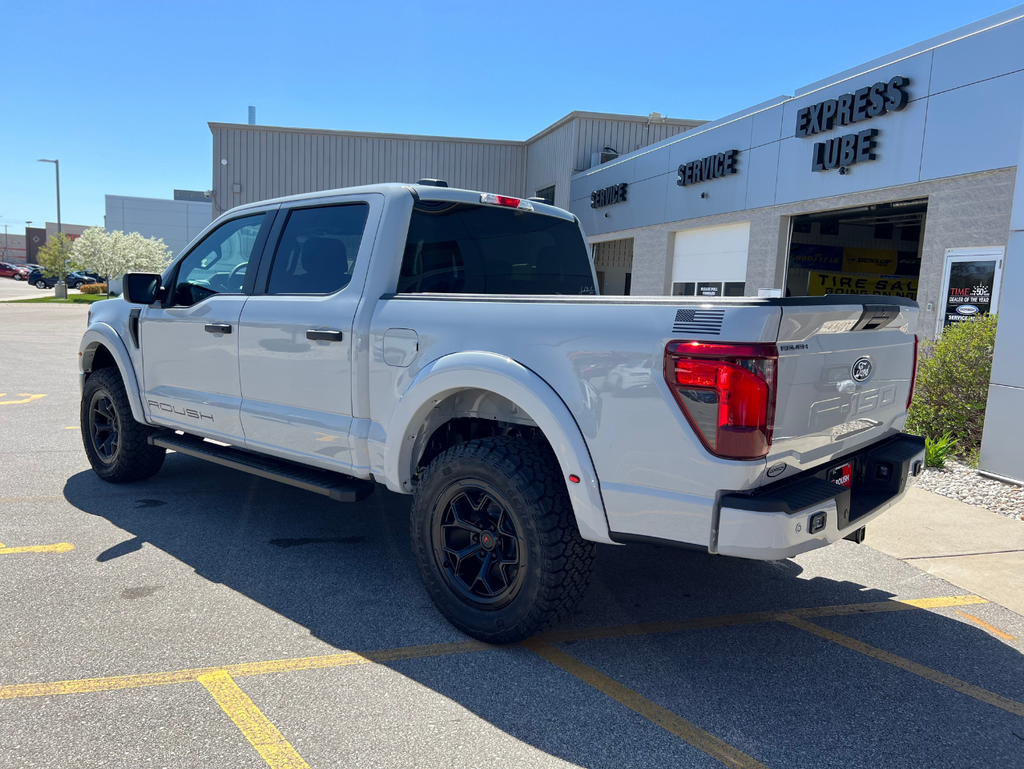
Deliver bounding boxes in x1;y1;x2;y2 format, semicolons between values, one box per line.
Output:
852;357;873;382
956;304;980;316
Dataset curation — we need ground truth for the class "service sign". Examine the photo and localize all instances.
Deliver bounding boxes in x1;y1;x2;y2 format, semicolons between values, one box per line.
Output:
943;260;997;328
808;270;918;300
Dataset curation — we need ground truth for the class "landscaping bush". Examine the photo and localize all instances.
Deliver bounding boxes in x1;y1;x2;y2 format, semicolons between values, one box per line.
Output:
924;433;959;468
906;314;998;455
80;283;108;294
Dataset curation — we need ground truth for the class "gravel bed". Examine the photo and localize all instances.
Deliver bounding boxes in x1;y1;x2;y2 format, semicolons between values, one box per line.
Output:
915;459;1024;520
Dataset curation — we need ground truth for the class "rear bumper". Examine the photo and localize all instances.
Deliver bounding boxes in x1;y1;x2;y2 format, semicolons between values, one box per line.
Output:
716;433;926;560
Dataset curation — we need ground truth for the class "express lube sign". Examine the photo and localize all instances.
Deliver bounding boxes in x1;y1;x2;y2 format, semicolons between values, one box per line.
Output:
795;76;910;172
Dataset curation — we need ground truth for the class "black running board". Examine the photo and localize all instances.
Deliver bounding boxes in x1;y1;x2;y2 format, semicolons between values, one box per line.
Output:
149;432;375;503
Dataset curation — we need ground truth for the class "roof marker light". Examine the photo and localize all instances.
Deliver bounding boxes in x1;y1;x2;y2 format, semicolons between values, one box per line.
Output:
480;193;534;211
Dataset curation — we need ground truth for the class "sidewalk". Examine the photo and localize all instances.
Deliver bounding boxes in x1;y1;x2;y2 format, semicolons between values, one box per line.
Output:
869;487;1024;615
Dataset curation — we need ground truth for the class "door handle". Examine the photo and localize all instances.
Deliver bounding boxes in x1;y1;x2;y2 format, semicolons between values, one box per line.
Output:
306;329;344;342
204;323;232;334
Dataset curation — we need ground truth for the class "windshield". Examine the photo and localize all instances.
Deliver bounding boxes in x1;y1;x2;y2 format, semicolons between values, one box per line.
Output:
398;201;595;295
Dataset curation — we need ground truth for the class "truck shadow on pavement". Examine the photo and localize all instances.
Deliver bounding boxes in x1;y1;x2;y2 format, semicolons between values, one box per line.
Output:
63;454;1024;768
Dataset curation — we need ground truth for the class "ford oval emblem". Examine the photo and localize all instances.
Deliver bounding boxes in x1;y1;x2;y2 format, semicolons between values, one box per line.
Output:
852;357;873;382
767;462;787;478
955;304;979;316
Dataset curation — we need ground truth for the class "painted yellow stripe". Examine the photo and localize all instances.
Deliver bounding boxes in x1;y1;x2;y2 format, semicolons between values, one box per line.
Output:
899;595;989;609
65;426;80;430
778;614;1024;718
954;611;1016;640
0;393;47;405
523;640;768;769
0;596;990;703
535;595;989;644
198;671;310;769
0;542;74;555
0;640;491;701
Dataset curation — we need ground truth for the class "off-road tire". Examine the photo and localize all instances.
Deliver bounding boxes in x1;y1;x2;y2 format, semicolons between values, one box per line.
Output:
81;367;166;483
412;436;596;644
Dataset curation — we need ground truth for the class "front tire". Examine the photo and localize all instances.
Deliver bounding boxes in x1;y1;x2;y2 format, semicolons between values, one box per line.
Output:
35;280;47;289
13;274;22;281
411;436;596;644
81;368;166;482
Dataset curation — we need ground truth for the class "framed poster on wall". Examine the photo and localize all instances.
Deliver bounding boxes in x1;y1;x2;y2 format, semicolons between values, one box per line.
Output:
936;247;1004;335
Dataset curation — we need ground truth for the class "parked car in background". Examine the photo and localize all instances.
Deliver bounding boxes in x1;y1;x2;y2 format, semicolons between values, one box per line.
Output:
0;262;30;280
28;269;99;290
67;271;99;290
28;269;59;289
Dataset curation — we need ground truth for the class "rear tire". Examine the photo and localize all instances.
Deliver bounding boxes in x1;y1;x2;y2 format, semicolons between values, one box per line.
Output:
81;368;166;483
411;436;596;644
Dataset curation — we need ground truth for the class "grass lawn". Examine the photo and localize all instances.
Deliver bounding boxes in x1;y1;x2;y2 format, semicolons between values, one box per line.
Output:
5;294;109;304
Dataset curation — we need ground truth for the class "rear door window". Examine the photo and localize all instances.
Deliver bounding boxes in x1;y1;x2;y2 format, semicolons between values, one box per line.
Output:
267;204;369;295
398;202;595;295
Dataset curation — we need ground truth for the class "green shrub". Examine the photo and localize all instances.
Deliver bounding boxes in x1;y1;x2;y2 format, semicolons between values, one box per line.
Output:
906;314;997;455
80;283;107;295
924;433;959;468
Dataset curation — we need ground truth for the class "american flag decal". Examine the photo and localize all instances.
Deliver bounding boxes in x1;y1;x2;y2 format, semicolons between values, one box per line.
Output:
673;308;725;335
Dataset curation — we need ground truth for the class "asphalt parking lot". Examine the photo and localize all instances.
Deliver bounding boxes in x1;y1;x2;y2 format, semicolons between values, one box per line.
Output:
2;302;1023;768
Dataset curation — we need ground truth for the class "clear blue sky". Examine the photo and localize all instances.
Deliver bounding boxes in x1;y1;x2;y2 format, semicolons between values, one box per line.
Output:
2;0;1017;232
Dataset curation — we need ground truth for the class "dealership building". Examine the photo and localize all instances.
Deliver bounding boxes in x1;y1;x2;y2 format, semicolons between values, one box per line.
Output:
208;7;1024;481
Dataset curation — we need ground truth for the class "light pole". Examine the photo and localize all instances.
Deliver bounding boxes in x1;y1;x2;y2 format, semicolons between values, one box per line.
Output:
38;159;65;293
37;159;61;234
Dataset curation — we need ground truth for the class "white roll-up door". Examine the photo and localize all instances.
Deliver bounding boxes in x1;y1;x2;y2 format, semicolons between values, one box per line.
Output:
671;222;750;297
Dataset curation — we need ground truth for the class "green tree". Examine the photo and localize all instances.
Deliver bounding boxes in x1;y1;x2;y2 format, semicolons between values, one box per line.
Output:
36;233;78;281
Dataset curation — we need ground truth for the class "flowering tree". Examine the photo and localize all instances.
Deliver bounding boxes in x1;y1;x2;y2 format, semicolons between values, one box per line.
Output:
72;229;172;295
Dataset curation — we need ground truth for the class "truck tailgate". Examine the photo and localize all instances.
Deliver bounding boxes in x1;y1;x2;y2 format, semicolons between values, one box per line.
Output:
766;300;918;482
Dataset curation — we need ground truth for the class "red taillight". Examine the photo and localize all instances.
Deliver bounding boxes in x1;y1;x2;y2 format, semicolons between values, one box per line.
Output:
664;341;778;460
907;334;919;409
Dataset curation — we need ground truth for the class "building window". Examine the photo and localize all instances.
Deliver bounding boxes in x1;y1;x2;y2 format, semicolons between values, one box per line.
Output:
672;282;696;296
724;282;745;296
536;186;555;205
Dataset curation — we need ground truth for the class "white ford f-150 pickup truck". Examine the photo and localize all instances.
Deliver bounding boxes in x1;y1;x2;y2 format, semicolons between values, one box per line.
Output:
79;181;925;643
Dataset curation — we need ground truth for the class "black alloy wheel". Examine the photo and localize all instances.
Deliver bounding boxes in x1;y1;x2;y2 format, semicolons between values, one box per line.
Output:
432;482;527;609
411;436;597;644
88;390;120;464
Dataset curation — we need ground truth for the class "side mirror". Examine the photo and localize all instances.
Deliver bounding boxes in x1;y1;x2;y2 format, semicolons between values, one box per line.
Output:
123;273;163;305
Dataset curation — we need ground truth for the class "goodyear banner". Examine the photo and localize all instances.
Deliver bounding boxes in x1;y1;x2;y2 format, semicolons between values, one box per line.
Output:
808;270;918;300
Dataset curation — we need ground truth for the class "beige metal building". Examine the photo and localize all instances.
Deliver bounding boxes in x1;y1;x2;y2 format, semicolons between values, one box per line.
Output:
209;111;702;220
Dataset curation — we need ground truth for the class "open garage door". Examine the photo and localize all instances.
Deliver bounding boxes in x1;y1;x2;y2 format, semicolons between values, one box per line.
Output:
785;199;925;301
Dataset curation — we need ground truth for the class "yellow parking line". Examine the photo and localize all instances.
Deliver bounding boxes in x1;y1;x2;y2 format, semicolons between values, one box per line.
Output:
0;640;490;701
0;393;47;405
199;671;310;769
523;640;768;769
899;595;989;609
65;426;80;430
0;542;74;555
535;595;988;644
0;596;992;704
778;614;1024;718
954;611;1016;640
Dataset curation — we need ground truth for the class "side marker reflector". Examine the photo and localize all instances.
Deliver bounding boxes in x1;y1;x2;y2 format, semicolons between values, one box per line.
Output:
568;474;581;484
